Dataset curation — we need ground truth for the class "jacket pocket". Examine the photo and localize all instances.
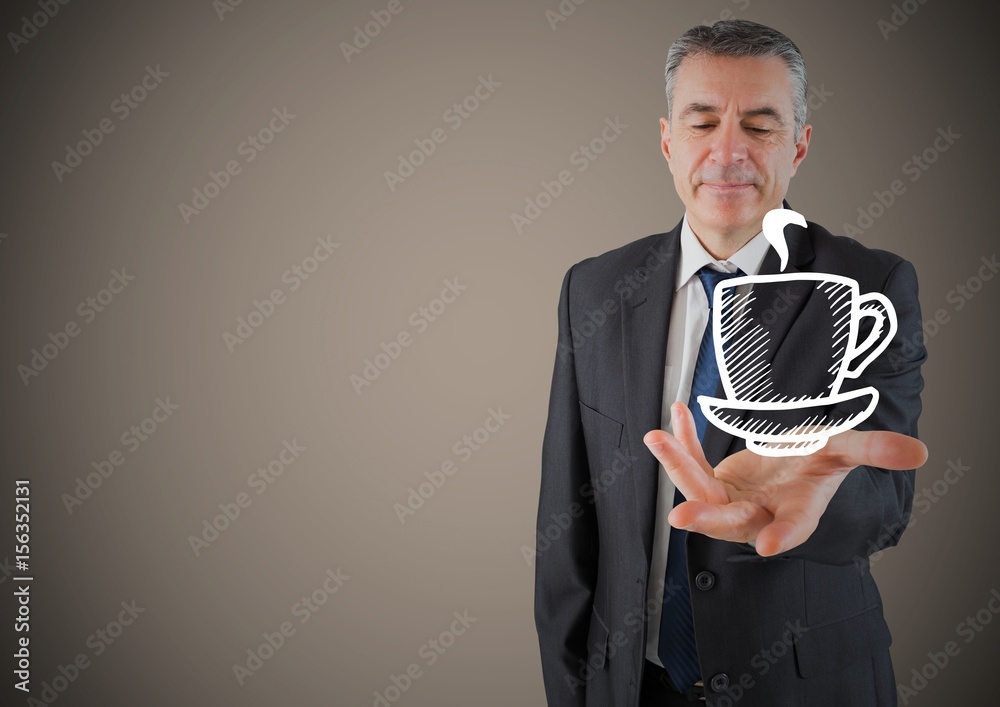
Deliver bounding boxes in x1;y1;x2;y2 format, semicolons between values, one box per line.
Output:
579;400;624;448
586;603;611;670
793;604;892;678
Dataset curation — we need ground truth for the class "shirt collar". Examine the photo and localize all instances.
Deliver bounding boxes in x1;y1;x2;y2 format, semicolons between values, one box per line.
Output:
675;213;771;292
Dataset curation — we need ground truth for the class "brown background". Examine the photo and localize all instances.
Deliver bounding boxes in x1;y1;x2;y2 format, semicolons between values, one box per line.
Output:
1;0;997;704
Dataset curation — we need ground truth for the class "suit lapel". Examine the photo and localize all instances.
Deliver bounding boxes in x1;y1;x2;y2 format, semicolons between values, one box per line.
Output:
623;202;816;566
621;221;680;569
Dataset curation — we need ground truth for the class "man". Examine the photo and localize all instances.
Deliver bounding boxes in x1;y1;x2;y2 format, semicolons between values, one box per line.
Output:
534;19;927;707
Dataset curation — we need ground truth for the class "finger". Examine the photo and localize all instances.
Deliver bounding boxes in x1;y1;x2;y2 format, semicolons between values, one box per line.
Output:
670;402;715;478
753;494;827;556
823;429;928;472
643;430;716;502
668;500;772;544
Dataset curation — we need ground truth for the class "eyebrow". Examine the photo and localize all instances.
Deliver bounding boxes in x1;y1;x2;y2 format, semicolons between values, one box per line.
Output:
678;103;786;126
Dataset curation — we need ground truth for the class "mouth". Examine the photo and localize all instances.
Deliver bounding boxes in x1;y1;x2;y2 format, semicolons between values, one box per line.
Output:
701;182;755;192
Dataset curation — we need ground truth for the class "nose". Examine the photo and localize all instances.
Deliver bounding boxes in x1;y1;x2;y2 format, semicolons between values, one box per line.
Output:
708;119;750;165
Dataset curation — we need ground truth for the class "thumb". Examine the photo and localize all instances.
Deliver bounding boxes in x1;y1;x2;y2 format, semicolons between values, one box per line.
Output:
824;429;928;471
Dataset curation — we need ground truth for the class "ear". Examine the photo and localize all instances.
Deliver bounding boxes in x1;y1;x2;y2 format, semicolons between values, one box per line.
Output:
660;117;672;170
789;123;811;177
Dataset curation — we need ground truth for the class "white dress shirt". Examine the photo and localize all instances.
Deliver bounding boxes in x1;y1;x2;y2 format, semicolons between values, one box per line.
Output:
644;214;771;666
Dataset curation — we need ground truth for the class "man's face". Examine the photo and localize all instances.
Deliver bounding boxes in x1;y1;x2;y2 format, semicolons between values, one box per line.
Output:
660;54;811;241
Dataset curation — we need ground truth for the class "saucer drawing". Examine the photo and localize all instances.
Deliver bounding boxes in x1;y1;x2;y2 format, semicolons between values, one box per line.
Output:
697;386;879;456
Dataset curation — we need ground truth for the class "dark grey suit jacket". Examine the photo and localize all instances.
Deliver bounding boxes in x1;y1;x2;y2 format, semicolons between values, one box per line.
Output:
534;206;926;707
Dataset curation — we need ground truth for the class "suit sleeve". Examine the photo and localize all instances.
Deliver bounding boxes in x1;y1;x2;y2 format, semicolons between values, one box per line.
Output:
737;258;926;566
534;264;600;707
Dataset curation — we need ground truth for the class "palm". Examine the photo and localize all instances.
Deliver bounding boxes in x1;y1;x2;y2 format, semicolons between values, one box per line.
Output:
643;402;928;556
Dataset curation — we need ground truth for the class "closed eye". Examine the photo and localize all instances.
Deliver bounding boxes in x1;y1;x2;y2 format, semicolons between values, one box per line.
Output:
690;124;772;135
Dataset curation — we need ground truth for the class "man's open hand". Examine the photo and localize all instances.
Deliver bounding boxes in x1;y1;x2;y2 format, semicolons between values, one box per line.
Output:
643;402;928;557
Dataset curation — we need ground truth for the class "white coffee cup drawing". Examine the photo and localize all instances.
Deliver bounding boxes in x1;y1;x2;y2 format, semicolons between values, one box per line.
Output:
697;208;898;456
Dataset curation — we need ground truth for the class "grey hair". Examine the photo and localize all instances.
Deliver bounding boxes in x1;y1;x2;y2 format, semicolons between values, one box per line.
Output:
664;19;808;141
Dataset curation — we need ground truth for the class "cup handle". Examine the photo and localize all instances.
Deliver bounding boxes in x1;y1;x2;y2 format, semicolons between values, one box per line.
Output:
843;292;898;378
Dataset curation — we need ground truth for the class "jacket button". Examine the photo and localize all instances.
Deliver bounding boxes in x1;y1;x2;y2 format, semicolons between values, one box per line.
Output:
710;673;729;692
695;571;715;590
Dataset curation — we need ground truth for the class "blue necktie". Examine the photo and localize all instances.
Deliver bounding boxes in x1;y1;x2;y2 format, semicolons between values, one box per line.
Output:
658;265;744;692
